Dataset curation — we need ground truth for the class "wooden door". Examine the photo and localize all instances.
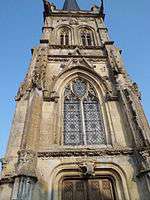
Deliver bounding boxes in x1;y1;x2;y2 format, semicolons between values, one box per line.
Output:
62;178;115;200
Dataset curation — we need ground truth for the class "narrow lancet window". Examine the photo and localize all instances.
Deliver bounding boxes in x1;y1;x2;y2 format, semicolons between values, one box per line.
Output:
64;78;105;146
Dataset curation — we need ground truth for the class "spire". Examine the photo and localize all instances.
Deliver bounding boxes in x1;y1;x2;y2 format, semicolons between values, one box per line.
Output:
63;0;80;11
43;0;51;17
100;0;104;13
100;0;105;20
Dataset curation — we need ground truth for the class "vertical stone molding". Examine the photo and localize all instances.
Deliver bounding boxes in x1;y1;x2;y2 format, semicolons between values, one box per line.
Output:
11;176;37;200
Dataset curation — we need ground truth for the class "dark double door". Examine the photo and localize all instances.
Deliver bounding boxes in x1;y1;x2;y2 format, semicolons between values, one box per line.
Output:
62;178;115;200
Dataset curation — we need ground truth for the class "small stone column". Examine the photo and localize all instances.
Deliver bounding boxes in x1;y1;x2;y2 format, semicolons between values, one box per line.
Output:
11;176;37;200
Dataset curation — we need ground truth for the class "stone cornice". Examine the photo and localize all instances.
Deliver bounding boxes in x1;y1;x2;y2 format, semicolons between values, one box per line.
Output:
0;177;14;185
38;147;133;158
48;11;101;18
47;45;104;50
47;55;107;59
0;174;37;185
37;147;150;158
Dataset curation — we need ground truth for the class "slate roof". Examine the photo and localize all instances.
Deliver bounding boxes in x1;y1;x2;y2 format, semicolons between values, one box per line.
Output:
63;0;80;11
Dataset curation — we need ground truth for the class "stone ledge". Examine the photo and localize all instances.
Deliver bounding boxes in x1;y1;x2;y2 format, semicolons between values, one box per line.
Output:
48;45;104;50
37;147;134;158
37;146;150;158
0;177;14;185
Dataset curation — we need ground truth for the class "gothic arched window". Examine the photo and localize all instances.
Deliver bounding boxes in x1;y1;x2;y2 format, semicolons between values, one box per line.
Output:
64;78;105;146
60;28;70;46
80;29;94;46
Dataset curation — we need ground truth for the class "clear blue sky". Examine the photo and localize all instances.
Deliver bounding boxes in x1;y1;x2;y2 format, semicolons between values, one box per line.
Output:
0;0;150;161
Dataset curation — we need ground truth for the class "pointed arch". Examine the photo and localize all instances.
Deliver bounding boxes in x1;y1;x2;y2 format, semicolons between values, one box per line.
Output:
51;67;112;146
53;66;111;95
63;78;106;146
77;25;99;46
56;25;73;45
49;162;131;200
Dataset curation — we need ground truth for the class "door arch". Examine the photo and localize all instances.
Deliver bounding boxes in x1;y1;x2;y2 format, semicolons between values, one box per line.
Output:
50;162;130;200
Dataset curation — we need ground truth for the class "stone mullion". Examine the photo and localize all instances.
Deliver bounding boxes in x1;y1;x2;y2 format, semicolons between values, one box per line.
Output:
80;100;87;145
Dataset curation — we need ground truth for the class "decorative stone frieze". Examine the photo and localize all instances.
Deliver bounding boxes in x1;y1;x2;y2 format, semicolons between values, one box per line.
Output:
37;147;134;158
78;160;96;177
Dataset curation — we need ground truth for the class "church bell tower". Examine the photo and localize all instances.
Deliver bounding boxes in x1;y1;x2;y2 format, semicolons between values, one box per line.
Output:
0;0;150;199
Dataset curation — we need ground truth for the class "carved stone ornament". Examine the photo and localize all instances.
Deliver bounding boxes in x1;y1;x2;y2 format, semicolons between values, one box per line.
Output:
0;158;8;172
16;48;48;101
0;158;12;177
106;46;126;75
16;149;37;177
43;0;56;17
69;18;79;25
105;91;118;102
130;82;141;100
43;90;59;102
105;45;143;102
0;157;16;178
37;147;134;158
136;150;150;178
78;160;96;177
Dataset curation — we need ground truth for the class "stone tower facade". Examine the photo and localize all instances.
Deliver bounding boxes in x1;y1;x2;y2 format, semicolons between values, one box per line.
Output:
0;0;150;199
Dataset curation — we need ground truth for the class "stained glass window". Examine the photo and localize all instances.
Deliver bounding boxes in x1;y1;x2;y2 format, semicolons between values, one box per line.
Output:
64;99;83;145
73;79;87;97
64;78;105;145
83;97;105;145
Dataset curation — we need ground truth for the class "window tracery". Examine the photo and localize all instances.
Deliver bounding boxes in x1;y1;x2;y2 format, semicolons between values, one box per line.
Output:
60;28;70;45
64;78;105;146
80;29;94;46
